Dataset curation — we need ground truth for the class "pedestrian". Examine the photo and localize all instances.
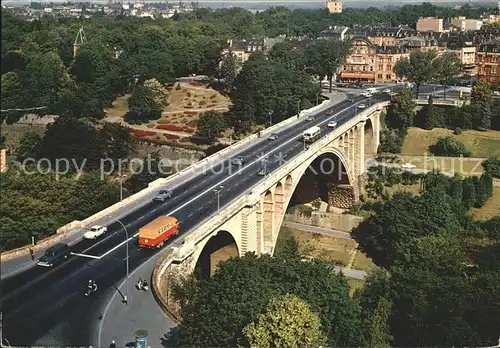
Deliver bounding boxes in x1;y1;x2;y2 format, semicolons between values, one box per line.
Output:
110;340;116;348
29;248;35;262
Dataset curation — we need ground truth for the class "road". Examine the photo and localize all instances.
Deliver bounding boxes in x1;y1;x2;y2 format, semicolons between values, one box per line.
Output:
0;86;439;346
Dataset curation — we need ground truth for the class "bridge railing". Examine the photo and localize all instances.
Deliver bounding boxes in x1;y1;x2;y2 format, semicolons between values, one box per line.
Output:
414;98;463;106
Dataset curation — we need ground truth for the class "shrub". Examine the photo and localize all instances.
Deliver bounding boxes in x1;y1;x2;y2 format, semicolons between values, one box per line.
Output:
199;100;207;106
185;111;198;116
210;94;217;99
429;136;472;157
164;134;180;140
208;103;217;107
136;120;143;125
128;120;136;125
186;119;198;128
185;106;193;109
147;123;155;128
181;118;188;124
180;137;191;143
482;157;500;178
186;92;192;97
183;126;195;133
454;127;463;135
175;83;182;90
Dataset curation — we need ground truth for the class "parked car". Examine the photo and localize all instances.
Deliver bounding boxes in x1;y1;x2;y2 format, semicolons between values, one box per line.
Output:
268;133;278;140
327;121;338;128
358;104;367;109
153;189;173;202
361;92;372;98
231;156;247;166
83;225;108;240
257;168;270;176
306;116;314;121
382;88;391;93
36;243;71;267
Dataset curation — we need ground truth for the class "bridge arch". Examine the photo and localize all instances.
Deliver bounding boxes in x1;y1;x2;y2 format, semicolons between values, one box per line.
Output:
194;230;239;279
272;148;355;254
364;118;375;155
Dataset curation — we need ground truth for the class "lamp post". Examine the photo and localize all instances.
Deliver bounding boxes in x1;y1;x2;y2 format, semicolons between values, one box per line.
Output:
115;219;129;304
268;110;273;128
214;185;224;213
262;157;269;177
296;100;300;116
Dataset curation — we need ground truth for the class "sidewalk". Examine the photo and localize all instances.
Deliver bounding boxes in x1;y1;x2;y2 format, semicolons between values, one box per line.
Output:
93;252;177;348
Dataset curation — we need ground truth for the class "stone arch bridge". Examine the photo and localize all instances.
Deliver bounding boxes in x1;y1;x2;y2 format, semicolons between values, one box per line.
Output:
153;101;387;310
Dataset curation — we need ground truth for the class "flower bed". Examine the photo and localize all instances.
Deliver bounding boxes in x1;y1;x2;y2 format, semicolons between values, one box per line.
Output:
164;134;180;140
185;111;198;116
130;128;156;137
156;124;196;133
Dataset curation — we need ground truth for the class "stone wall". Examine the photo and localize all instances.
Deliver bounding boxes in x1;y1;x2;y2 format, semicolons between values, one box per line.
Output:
328;184;355;209
285;210;363;232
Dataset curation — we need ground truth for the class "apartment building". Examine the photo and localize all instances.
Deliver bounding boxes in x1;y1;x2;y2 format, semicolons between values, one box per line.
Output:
326;0;342;14
375;46;410;83
339;37;377;83
416;17;443;33
477;38;500;83
451;17;483;31
221;39;264;64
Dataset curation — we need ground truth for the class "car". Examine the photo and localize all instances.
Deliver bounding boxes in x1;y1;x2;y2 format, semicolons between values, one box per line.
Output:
358;104;367;109
327;121;338;128
36;243;71;267
347;98;354;102
382;88;391;93
401;162;416;169
268;133;278;140
153;189;173;202
83;225;108;240
256;168;270;176
306;116;314;122
361;92;372;98
231;156;247;166
493;91;500;96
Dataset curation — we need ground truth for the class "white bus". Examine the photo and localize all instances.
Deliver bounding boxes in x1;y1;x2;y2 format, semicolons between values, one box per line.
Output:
303;126;321;143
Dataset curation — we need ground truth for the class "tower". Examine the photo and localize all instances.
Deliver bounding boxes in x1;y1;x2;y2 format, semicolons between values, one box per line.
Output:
73;27;87;58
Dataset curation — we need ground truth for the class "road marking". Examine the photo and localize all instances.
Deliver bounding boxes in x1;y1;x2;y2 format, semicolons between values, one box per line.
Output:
71;252;101;259
97;101;360;260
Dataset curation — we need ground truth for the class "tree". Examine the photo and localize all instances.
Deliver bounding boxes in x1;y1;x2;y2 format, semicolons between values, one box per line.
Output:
219;52;238;92
429;136;472;157
197;110;227;141
365;297;393;348
1;72;23;110
461;178;476;209
126;85;163;122
171;254;364;347
394;50;437;98
421;96;446;130
243;294;327;348
143;78;169;107
432;52;461;98
268;41;304;71
17;131;42;161
124;153;171;194
482;157;500;178
275;234;302;260
385;87;416;130
305;39;349;92
471;80;492;105
100;122;135;165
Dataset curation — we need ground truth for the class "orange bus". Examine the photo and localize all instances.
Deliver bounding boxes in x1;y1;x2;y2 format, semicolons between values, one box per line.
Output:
138;216;179;248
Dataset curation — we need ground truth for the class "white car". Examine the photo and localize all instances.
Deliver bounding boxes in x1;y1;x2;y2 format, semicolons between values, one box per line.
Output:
401;163;416;169
358;104;367;109
361;92;372;98
327;121;337;128
83;225;107;240
382;88;391;93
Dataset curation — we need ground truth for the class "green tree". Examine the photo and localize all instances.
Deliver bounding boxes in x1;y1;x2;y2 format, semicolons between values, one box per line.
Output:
471;80;492;105
482;156;500;178
365;297;393;348
17;131;42;161
275;234;302;260
461;178;476;209
429;136;472;157
243;294;327;348
1;71;23;110
143;78;169;107
219;52;238;92
385;87;416;130
432;52;461;98
124;153;170;194
268;41;304;71
394;50;437;97
197;110;228;141
100;122;135;165
126;85;163;122
421;96;446;130
171;254;364;347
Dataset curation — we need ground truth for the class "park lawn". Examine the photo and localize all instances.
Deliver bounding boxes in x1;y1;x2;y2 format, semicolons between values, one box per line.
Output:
351;251;378;272
277;226;356;266
398;155;484;176
1;123;45;148
471;186;500;220
402;127;500;158
104;94;130;118
347;278;365;297
385;183;421;196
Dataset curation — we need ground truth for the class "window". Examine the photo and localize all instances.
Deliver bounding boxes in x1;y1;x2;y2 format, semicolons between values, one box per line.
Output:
370;66;373;71
378;74;383;79
386;74;391;80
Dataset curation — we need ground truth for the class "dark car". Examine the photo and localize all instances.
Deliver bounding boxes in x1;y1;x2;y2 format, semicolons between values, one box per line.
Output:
231;156;247;166
153;189;173;202
257;168;270;176
36;243;71;267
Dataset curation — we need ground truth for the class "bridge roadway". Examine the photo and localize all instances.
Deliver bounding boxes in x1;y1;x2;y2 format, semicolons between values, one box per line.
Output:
1;86;437;346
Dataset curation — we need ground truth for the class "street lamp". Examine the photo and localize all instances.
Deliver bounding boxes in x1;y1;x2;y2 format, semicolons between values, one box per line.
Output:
262;157;270;177
268;110;273;128
115;219;129;304
214;185;224;213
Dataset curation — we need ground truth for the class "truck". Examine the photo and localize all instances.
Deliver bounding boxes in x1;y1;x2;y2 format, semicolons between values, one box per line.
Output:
303;126;321;143
138;216;179;248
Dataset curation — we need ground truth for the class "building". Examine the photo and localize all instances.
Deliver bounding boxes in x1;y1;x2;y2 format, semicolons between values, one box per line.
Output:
221;39;264;64
416;17;443;33
397;36;439;53
326;0;342;14
319;26;349;41
477;38;500;83
339;36;377;83
446;42;477;76
451;17;483;31
375;46;410;83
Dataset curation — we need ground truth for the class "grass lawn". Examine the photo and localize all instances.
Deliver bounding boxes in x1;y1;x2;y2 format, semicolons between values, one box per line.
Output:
385;183;421;196
347;278;365;296
351;251;378;272
104;94;130;118
276;227;356;266
398;155;484;176
471;186;500;220
402;127;500;158
1;123;45;148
